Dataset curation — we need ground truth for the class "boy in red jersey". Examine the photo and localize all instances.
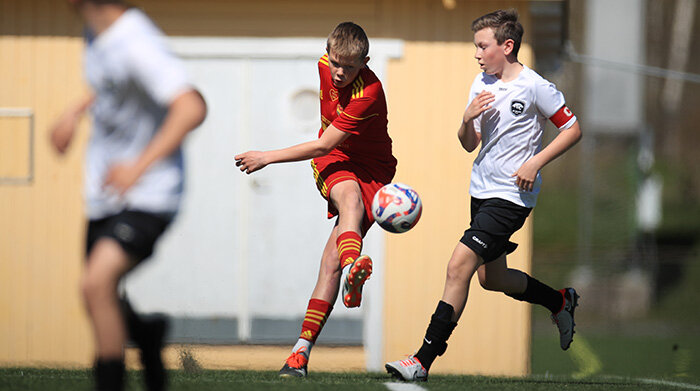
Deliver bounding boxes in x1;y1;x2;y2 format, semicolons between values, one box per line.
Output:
235;22;397;377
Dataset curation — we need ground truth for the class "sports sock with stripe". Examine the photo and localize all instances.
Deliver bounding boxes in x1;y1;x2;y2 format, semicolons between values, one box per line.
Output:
293;298;333;357
506;274;563;314
336;231;362;269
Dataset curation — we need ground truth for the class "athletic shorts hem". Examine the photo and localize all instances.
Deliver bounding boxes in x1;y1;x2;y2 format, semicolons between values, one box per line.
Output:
86;210;172;263
459;197;531;263
311;158;393;236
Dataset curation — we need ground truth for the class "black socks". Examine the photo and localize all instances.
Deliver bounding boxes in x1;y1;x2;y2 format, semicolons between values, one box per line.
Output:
95;358;125;391
121;297;168;391
506;274;563;313
414;301;458;371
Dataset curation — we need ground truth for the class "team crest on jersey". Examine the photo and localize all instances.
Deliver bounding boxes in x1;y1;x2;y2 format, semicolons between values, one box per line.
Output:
329;88;339;101
511;100;525;116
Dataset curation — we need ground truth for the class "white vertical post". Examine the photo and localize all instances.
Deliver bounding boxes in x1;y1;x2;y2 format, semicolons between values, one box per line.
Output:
236;59;252;342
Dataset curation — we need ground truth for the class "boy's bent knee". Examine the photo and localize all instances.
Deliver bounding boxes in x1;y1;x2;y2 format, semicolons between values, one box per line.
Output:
330;181;363;209
478;276;502;291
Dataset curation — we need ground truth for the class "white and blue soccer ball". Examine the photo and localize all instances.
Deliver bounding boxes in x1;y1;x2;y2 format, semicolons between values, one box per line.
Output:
371;183;423;233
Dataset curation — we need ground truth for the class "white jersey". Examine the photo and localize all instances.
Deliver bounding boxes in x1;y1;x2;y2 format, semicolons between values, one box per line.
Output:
467;65;576;208
83;8;191;219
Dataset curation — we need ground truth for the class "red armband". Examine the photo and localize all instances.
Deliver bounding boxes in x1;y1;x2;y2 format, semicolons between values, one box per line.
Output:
550;105;575;128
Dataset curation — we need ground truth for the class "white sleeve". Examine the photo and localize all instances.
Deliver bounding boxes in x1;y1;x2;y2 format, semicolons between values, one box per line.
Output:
127;39;192;106
534;80;566;118
535;80;577;130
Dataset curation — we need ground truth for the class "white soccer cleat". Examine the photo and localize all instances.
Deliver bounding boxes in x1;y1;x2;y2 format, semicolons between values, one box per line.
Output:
551;287;579;350
385;355;428;382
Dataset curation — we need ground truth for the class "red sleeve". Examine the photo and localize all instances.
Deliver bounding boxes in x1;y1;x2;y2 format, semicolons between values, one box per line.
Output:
332;97;379;135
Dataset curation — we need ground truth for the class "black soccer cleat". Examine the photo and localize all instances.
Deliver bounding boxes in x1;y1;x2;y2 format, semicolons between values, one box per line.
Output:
551;287;579;350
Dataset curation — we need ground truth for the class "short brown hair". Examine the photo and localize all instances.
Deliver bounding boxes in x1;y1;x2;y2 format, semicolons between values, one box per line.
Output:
471;9;524;57
326;22;369;60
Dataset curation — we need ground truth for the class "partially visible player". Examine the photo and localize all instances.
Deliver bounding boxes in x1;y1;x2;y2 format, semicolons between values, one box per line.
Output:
235;22;396;377
385;9;582;381
51;1;206;390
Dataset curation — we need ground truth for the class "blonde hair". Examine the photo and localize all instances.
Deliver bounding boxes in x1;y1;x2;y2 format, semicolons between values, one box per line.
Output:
471;9;524;56
326;22;369;60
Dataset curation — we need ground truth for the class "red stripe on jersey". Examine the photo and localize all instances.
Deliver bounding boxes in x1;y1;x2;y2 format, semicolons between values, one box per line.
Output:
550;105;575;128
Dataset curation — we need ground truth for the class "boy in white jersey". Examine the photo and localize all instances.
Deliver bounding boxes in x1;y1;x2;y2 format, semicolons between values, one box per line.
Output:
386;9;582;381
50;1;206;390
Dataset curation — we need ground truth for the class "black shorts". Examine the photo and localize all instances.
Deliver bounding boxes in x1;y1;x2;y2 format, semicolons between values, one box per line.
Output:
86;210;172;263
460;197;532;263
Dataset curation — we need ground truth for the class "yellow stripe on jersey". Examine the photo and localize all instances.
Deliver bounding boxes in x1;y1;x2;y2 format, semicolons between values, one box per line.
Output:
336;106;379;121
351;76;365;99
319;54;329;66
311;160;329;198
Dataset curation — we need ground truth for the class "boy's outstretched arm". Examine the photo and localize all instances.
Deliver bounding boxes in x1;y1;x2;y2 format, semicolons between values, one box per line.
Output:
512;121;582;192
458;90;493;152
49;93;95;154
234;125;350;175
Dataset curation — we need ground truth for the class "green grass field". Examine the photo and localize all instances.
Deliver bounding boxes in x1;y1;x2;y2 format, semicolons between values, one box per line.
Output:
2;367;699;391
3;334;700;391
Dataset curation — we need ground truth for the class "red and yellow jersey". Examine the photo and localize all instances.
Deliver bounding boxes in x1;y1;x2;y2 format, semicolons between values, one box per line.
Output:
317;54;397;181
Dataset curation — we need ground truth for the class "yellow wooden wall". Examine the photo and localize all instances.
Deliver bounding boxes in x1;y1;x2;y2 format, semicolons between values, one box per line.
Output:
0;0;533;375
385;39;534;376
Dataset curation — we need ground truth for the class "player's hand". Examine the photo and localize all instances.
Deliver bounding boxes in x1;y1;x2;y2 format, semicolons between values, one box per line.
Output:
234;151;268;174
49;111;80;154
103;162;143;195
512;159;541;192
463;90;495;123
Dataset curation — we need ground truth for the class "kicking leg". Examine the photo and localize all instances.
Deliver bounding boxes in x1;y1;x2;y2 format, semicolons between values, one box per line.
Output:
329;180;373;308
82;238;134;391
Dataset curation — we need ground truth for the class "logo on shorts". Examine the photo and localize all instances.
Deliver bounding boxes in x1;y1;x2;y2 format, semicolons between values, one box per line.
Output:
472;235;488;248
511;100;525;116
114;223;135;243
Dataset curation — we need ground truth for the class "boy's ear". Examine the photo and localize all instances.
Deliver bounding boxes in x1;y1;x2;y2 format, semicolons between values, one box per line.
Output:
363;56;370;66
502;39;515;56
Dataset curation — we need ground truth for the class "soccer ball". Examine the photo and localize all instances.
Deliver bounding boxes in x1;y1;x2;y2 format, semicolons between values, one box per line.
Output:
371;183;423;233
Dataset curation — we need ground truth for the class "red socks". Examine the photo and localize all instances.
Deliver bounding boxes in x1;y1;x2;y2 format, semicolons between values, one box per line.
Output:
299;299;333;343
337;231;362;269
